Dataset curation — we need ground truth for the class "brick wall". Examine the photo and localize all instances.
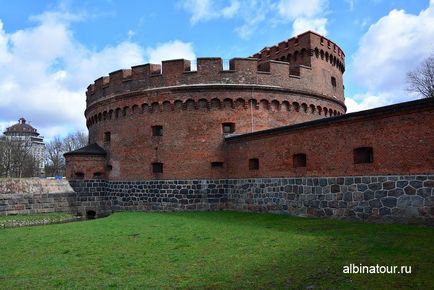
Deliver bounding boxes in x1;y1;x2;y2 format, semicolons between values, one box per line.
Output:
65;155;106;180
0;179;78;215
225;98;434;177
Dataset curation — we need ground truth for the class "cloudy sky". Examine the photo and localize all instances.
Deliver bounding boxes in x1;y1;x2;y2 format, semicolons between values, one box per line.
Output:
0;0;433;140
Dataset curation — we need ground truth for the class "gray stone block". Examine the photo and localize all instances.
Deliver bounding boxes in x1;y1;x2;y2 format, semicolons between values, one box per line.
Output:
381;197;397;208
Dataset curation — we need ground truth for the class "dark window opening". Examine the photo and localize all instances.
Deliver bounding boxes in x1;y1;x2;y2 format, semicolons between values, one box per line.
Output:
93;172;102;179
354;147;373;164
152;162;163;173
74;172;84;179
106;165;113;171
86;210;96;219
249;158;259;170
211;162;224;168
222;122;235;134
293;153;307;168
331;76;337;87
104;131;111;143
152;125;163;136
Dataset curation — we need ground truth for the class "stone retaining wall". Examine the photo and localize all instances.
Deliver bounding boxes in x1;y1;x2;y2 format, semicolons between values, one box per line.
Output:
0;179;78;215
227;175;434;224
68;179;228;216
2;176;433;224
68;175;434;224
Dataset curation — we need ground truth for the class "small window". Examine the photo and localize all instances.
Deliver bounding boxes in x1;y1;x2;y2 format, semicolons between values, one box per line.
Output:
293;153;307;168
93;172;102;179
222;122;235;134
354;147;373;164
152;162;163;173
74;172;84;179
104;132;111;143
331;76;337;87
211;162;224;168
152;125;163;136
106;165;113;171
249;158;259;170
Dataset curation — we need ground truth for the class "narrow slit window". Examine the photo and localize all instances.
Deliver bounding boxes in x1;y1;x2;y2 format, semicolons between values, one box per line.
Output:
74;172;84;179
152;125;163;136
331;76;337;87
222;122;235;134
354;147;373;164
293;153;307;168
93;172;102;179
104;132;111;143
249;158;259;170
211;162;224;168
152;162;163;173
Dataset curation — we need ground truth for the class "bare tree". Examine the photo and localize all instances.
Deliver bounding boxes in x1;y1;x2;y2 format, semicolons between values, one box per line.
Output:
45;131;88;177
407;54;434;98
63;131;88;152
0;136;38;178
45;136;65;177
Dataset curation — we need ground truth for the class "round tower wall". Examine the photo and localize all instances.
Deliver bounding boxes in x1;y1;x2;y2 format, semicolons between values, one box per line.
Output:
86;88;343;180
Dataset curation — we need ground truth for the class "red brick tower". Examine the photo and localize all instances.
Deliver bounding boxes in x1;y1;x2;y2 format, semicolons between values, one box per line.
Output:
65;31;345;180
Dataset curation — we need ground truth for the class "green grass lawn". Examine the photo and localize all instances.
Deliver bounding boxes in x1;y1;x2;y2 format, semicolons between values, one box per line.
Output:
0;211;433;289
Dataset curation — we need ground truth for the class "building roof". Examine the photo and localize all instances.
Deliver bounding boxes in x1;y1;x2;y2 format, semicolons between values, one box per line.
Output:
4;118;39;136
63;143;107;157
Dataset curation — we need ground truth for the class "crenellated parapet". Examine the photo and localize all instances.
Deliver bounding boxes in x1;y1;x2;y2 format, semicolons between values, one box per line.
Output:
251;31;345;74
86;57;334;107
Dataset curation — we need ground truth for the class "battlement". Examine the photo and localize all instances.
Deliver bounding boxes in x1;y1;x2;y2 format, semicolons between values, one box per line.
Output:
86;57;323;106
252;31;345;60
251;31;345;74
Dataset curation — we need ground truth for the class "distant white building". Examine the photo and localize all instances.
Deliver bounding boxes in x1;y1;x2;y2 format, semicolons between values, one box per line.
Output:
3;118;45;176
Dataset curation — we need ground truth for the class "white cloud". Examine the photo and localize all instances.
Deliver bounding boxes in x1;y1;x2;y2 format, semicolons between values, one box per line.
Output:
181;0;240;24
277;0;328;35
222;0;241;18
181;0;329;39
348;0;434;110
292;17;327;35
147;41;196;63
346;92;393;113
234;0;270;39
0;11;195;141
